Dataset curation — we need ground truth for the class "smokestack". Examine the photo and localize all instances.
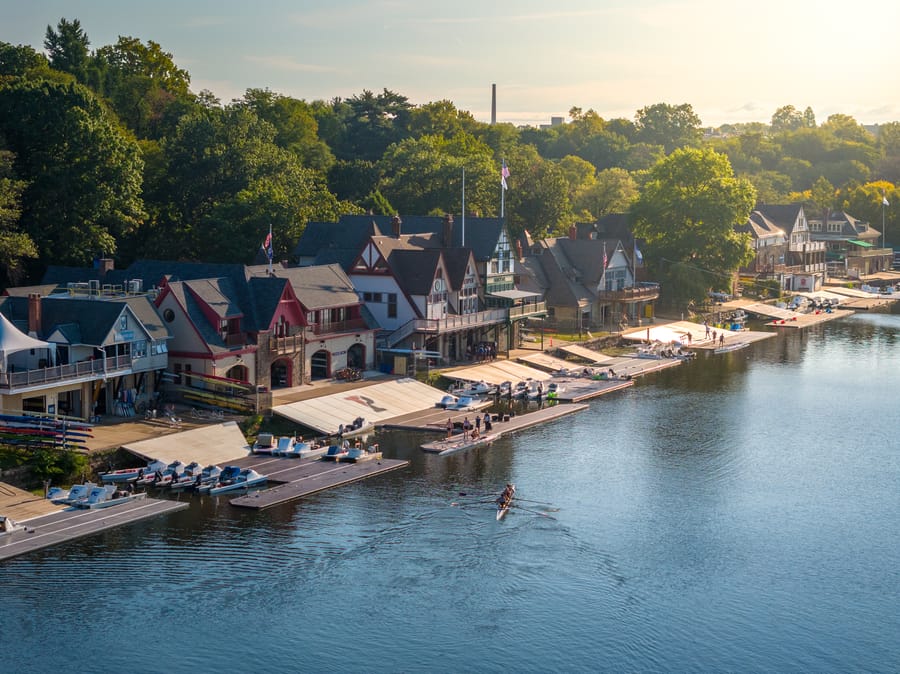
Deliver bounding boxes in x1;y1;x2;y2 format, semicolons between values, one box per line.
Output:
391;215;402;238
491;84;496;125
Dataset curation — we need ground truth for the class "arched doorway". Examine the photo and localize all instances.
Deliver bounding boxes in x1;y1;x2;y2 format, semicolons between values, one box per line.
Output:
347;343;366;370
310;349;330;379
225;364;249;382
270;358;292;388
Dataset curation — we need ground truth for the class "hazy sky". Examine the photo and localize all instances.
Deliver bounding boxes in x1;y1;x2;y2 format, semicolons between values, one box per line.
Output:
5;0;899;127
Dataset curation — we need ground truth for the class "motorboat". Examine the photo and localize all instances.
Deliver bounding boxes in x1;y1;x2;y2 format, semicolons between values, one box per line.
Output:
337;417;373;438
207;468;268;495
100;458;168;483
322;442;350;461
448;380;495;397
511;380;530;399
283;440;327;460
75;485;146;509
197;465;241;494
272;436;298;457
342;443;382;462
145;461;187;488
546;382;565;399
252;432;277;455
47;482;97;505
167;462;204;490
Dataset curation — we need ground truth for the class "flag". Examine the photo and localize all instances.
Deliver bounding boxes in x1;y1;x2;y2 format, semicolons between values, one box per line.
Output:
883;193;890;207
634;243;643;265
501;160;510;190
602;242;608;269
262;227;273;262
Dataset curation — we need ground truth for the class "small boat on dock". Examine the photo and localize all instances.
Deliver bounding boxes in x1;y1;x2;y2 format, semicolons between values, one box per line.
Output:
322;442;350;461
207;468;268;495
100;458;168;483
75;485;147;509
342;443;382;462
252;432;278;455
47;482;96;505
496;484;516;521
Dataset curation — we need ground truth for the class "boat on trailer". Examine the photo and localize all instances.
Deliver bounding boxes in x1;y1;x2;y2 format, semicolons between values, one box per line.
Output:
496;484;516;521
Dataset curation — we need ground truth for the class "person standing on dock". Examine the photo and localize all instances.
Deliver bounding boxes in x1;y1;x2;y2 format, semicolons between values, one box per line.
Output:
483;412;492;432
463;417;471;440
719;333;725;346
704;321;710;338
446;417;453;439
475;414;481;434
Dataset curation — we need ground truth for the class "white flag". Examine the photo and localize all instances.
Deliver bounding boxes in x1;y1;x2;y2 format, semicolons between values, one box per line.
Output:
883;195;890;207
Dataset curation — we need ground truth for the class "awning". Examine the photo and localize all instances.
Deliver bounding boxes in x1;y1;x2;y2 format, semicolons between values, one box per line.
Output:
487;289;542;300
848;239;875;248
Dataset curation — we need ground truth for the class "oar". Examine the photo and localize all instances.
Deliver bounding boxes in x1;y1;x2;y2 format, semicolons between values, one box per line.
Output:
512;504;557;520
514;497;559;508
451;498;498;507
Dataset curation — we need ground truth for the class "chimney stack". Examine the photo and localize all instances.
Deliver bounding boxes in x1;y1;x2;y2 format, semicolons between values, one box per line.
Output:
569;225;577;240
442;214;454;247
491;84;496;125
27;293;42;336
391;215;402;238
96;258;115;276
516;239;523;260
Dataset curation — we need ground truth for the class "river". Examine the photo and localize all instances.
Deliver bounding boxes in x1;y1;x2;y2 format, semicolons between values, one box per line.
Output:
3;310;899;673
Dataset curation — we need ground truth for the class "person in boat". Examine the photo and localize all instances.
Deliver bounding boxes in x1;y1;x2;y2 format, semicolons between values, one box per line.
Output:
338;423;344;438
498;484;513;506
342;439;350;450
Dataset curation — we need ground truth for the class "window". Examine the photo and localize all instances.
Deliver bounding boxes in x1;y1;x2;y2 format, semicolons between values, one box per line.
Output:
827;222;842;233
387;293;397;318
133;340;147;358
163;308;175;322
119;315;128;330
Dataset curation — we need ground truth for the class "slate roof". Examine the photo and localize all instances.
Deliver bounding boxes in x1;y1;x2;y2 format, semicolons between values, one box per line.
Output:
267;264;360;310
739;211;786;239
442;248;474;290
0;296;123;345
295;214;506;268
388;249;442;296
755;204;804;233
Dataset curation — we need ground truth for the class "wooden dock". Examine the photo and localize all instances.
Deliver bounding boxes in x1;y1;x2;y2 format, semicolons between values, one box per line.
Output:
421;403;589;453
0;497;188;562
228;455;410;510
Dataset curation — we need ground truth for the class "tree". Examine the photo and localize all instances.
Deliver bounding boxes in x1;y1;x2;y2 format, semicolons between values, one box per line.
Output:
0;80;145;267
504;146;572;240
238;88;334;172
770;105;804;133
378;132;497;216
631;147;756;309
634;103;702;153
139;105;341;263
44;18;91;83
92;36;196;139
0;42;53;79
574;167;637;219
0;146;37;287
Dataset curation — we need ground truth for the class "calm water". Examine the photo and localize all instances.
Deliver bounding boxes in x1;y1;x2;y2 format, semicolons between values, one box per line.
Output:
4;311;900;673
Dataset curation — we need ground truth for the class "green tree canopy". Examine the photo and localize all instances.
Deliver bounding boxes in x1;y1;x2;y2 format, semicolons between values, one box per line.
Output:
0;79;145;266
44;18;91;83
0;146;38;287
631;147;756;308
634;102;703;153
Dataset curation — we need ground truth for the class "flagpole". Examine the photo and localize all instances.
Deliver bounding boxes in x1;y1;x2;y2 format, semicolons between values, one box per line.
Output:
461;167;466;248
268;223;273;276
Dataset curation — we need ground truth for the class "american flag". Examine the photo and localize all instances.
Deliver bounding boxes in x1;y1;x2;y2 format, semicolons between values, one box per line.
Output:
602;242;608;269
262;229;273;262
501;160;510;190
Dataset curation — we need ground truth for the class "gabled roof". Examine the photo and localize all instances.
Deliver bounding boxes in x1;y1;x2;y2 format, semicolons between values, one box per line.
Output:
267;264;360;310
0;296;124;345
295;214;506;268
738;211;786;239
183;278;242;319
388;249;442;296
442;248;475;289
755;204;804;233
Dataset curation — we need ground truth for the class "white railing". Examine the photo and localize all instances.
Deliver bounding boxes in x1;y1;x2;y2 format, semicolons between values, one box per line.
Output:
0;355;133;392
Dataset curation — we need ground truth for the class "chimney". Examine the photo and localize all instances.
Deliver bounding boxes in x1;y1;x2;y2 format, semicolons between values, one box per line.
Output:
391;215;402;238
28;293;42;335
516;239;523;260
569;225;577;240
442;214;454;247
96;258;114;277
491;84;497;125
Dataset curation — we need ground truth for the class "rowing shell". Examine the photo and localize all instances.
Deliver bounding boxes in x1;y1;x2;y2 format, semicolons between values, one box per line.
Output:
496;484;516;521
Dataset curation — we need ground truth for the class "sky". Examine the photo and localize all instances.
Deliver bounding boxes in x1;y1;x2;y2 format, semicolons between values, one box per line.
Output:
4;0;900;128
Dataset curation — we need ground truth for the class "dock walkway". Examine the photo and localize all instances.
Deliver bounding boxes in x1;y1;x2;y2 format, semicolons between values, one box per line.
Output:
421;403;589;454
228;454;409;510
0;497;188;562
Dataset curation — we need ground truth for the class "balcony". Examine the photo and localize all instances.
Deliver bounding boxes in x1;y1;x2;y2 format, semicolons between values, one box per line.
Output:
509;301;547;320
384;308;508;347
596;283;661;302
310;317;370;336
268;333;305;355
0;355;134;393
789;240;826;253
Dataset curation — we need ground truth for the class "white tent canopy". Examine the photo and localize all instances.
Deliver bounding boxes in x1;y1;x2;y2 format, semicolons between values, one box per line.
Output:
0;312;56;372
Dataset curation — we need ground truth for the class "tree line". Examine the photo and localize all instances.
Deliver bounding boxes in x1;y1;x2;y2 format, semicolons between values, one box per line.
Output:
1;18;898;297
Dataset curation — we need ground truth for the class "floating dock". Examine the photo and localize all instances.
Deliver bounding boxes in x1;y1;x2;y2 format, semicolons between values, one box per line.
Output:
0;497;188;562
227;454;410;510
421;403;589;454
